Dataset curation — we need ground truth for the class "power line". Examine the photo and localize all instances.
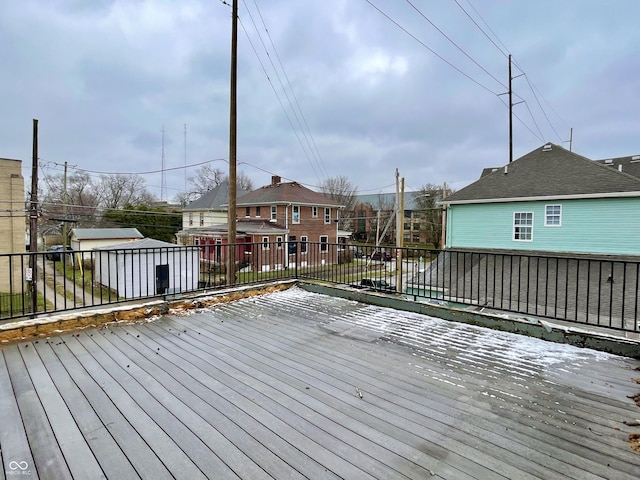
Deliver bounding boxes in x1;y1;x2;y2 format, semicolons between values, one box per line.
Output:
243;1;328;181
237;16;322;183
364;0;500;96
405;0;507;90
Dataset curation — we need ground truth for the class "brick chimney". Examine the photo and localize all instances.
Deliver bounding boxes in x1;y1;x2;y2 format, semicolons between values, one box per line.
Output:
271;175;281;186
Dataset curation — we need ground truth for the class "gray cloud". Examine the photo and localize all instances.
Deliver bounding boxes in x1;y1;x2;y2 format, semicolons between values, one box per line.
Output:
1;0;639;201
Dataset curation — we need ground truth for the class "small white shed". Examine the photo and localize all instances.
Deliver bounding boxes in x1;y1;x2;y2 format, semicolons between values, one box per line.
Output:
94;238;200;299
70;227;144;252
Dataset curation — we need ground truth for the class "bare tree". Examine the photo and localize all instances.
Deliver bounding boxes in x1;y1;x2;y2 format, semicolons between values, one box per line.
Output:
373;193;395;244
236;171;254;191
184;165;254;202
319;176;357;230
97;174;155;209
39;171;100;231
188;165;225;195
414;183;453;249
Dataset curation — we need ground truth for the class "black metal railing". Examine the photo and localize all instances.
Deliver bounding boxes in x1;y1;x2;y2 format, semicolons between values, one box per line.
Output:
1;244;638;333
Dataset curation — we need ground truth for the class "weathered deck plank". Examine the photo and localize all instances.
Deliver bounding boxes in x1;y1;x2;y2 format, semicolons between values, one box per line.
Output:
0;353;38;480
1;287;639;480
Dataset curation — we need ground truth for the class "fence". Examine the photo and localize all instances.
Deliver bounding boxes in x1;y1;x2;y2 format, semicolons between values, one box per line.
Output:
0;244;638;333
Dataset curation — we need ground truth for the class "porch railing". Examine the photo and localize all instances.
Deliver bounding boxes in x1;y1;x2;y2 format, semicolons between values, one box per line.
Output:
1;243;638;333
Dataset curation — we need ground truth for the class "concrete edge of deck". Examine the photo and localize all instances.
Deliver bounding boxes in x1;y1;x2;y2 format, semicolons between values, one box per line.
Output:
0;281;296;345
299;282;640;359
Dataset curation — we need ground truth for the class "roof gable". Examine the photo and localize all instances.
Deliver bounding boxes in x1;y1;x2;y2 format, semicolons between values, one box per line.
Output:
594;154;640;180
237;181;342;207
183;181;248;211
445;143;640;204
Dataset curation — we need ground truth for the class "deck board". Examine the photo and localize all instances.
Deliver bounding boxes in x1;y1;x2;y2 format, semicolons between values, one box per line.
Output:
205;303;638;478
0;353;37;480
1;287;640;479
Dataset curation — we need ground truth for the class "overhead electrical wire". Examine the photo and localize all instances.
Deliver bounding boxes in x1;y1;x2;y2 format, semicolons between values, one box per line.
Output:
250;0;330;180
455;0;569;143
405;0;507;90
364;0;500;96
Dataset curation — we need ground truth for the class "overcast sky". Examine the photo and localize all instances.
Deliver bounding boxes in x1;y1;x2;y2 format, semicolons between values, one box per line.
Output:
2;0;639;201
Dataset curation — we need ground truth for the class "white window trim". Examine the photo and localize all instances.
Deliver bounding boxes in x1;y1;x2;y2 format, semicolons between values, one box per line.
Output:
276;236;283;249
188;213;193;226
292;205;300;224
544;204;562;227
199;212;204;226
312;206;318;218
324;207;331;224
271;205;277;221
262;236;270;250
513;212;534;242
300;235;308;254
320;235;329;252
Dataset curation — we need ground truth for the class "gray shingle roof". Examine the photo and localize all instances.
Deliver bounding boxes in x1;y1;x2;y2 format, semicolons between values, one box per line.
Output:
444;143;640;204
71;228;143;240
178;219;289;236
183;181;248;212
594;154;640;180
93;238;185;250
237;181;342;207
355;192;423;210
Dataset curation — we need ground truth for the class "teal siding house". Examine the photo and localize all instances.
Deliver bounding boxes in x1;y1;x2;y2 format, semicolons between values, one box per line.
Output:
443;144;640;256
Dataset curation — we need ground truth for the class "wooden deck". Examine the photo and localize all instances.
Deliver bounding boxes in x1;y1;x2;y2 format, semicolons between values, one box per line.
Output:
1;287;640;479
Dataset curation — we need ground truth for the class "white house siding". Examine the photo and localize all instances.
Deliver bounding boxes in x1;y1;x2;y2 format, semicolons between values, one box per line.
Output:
446;197;640;256
95;247;200;299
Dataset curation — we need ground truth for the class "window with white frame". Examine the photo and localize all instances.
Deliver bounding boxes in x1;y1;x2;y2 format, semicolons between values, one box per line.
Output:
545;204;562;226
271;205;277;221
293;205;300;223
199;212;204;226
312;206;318;218
276;236;282;249
188;213;193;226
324;208;331;224
262;236;270;250
513;212;533;241
300;235;308;253
256;206;261;218
320;235;328;252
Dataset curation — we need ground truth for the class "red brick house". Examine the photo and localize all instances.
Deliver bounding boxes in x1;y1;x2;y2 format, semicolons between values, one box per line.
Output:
237;176;344;269
177;176;344;272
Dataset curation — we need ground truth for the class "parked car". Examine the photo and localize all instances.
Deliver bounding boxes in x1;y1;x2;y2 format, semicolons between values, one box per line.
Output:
370;250;392;261
45;245;73;261
360;278;396;292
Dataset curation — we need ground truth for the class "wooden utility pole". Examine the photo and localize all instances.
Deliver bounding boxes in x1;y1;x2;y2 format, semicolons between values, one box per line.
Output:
569;128;573;152
396;176;405;294
227;0;238;285
440;181;447;249
508;54;513;163
29;119;39;315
